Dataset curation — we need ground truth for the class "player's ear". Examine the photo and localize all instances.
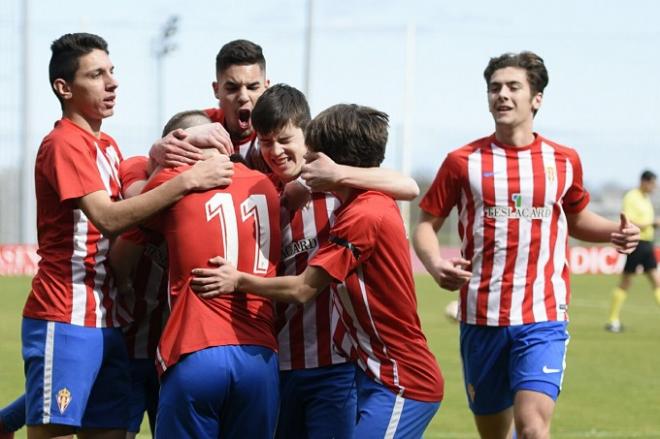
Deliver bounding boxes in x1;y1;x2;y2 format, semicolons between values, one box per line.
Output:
532;92;543;111
264;78;270;89
212;81;219;99
53;78;72;101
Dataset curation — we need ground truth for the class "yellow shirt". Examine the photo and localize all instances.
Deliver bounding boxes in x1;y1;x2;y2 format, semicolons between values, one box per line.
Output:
622;188;655;241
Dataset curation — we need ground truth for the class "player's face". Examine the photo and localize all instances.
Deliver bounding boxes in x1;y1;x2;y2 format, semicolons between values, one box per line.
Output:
641;178;656;193
488;67;542;129
60;49;118;122
258;123;306;182
213;64;269;142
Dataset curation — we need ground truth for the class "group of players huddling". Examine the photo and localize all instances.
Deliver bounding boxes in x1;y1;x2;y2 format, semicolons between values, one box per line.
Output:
0;32;640;439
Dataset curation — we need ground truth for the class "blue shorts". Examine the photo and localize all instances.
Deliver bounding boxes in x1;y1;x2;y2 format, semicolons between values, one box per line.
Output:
22;318;130;428
127;358;159;434
354;367;440;439
155;345;279;438
460;321;569;415
276;362;357;439
0;394;26;432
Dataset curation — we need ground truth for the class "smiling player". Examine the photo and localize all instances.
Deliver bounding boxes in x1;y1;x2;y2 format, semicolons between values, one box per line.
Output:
413;51;640;439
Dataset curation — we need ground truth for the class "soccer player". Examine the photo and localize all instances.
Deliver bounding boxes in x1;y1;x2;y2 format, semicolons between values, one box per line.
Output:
606;169;660;332
413;51;640;439
142;142;281;438
112;111;230;438
149;39;269;171
23;32;231;439
113;156;168;439
194;103;444;438
204;84;418;438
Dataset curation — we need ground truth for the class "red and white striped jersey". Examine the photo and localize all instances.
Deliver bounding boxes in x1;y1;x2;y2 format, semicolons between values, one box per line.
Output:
24;118;125;328
120;235;169;360
276;191;349;370
117;157;169;360
311;190;444;402
420;134;590;326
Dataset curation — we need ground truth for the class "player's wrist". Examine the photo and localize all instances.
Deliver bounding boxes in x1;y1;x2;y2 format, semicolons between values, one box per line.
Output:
294;175;311;192
234;271;246;292
333;164;350;186
176;169;198;193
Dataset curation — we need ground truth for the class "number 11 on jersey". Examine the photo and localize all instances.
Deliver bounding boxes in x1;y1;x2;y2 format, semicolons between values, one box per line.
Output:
205;193;271;274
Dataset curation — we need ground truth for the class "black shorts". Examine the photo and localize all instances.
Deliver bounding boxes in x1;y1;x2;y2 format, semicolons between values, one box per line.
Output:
623;240;658;273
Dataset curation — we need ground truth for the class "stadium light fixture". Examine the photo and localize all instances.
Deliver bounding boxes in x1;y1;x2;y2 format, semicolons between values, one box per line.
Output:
153;15;180;135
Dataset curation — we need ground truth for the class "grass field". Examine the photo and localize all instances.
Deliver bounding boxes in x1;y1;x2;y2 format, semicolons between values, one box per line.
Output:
1;274;659;438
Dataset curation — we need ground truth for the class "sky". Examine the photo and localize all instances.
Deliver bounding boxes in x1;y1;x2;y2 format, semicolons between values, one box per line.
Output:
1;0;659;191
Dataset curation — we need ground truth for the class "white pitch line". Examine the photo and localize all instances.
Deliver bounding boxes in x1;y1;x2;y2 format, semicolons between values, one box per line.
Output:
424;431;660;438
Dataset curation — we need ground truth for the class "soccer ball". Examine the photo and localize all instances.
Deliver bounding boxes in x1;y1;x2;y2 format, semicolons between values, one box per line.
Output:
444;300;459;323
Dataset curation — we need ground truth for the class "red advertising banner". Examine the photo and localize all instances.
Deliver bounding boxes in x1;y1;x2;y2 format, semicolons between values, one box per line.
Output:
409;245;659;275
0;245;39;276
2;244;659;277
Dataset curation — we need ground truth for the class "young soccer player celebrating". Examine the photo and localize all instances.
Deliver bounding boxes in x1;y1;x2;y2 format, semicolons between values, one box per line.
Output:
413;51;640;439
22;33;231;439
215;84;419;438
193;103;443;439
149;39;270;171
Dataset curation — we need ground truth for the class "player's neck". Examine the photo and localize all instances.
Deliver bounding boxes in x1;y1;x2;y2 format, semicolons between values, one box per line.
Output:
63;110;102;138
494;123;535;147
230;129;253;147
334;186;355;203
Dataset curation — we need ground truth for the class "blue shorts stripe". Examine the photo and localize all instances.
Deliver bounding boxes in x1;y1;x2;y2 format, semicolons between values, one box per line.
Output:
384;392;405;439
355;367;439;438
42;321;55;424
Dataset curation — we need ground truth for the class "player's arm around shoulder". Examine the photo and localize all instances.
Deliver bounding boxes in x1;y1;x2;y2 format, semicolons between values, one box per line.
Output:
78;154;233;237
190;257;332;305
301;152;419;200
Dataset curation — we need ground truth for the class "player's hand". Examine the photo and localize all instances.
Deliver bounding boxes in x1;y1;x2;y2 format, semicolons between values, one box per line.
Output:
190;256;239;299
149;129;204;167
282;179;311;211
432;257;472;291
611;212;640;254
301;152;343;192
185;123;234;155
186;155;234;190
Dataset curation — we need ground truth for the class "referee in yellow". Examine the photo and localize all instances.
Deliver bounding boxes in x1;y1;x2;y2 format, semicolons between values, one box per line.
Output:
606;170;660;332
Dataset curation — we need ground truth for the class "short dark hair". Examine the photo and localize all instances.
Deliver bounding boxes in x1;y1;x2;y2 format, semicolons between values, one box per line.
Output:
49;33;109;104
484;51;549;96
641;170;657;182
305;104;388;168
215;39;266;75
161;110;212;137
252;84;310;136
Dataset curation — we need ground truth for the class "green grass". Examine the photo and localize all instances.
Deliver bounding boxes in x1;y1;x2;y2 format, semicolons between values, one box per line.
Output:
2;274;659;438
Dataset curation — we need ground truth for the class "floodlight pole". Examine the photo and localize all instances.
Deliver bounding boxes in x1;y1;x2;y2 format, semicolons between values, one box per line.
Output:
19;0;31;243
303;0;314;102
153;15;179;135
401;22;415;235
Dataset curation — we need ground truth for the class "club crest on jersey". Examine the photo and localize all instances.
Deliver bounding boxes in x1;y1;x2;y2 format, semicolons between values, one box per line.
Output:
56;388;72;414
546;166;556;182
484;193;552;219
282;238;318;260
